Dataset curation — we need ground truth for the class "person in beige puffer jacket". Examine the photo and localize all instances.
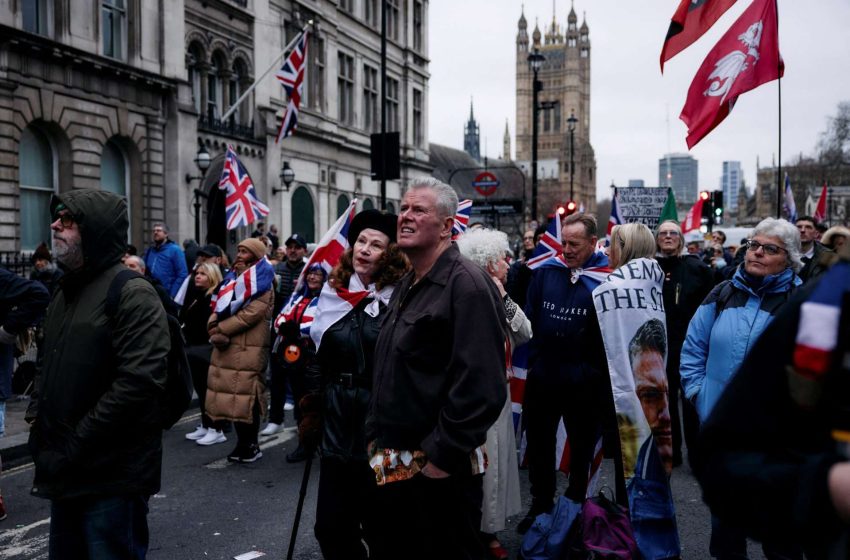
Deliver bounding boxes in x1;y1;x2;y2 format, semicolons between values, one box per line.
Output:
206;238;273;463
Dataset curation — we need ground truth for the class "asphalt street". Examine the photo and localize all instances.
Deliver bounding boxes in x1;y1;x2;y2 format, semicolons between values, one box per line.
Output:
0;411;768;560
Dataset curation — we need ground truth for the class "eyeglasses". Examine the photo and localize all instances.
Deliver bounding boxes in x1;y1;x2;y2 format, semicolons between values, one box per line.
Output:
658;231;680;238
523;236;534;241
53;212;75;229
745;240;786;255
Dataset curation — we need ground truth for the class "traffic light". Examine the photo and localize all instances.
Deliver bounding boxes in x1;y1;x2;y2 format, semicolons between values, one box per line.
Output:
557;205;566;216
700;191;712;219
713;190;724;224
565;200;578;216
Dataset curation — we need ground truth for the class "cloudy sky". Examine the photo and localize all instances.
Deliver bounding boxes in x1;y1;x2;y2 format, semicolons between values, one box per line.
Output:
428;0;850;202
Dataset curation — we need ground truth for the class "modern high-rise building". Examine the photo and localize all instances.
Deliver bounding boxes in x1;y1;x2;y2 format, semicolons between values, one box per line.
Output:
515;3;596;218
720;161;742;213
659;153;699;204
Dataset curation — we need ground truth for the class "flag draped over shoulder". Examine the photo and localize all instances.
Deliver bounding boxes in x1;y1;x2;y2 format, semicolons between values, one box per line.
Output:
784;173;798;223
526;216;562;269
310;273;394;350
814;183;827;223
593;258;680;559
452;199;473;239
682;197;705;233
660;0;738;72
275;30;309;142
679;0;783;149
219;145;269;230
293;199;357;295
211;257;275;320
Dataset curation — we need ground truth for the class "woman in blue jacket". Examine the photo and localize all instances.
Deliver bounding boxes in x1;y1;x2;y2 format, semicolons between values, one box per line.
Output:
681;217;803;559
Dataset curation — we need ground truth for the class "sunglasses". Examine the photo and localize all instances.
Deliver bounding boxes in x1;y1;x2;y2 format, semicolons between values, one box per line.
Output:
658;231;680;238
745;240;786;256
53;211;75;228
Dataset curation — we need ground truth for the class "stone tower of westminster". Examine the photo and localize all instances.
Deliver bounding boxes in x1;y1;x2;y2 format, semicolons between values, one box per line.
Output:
515;2;597;217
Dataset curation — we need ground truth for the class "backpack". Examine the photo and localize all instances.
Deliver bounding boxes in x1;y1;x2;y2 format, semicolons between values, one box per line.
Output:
106;269;193;430
520;496;584;560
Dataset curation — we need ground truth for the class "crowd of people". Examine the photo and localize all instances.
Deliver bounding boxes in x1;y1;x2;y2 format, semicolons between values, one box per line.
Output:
1;180;849;559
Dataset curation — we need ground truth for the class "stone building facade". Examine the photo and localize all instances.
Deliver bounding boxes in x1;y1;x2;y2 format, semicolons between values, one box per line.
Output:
514;3;596;220
1;0;431;255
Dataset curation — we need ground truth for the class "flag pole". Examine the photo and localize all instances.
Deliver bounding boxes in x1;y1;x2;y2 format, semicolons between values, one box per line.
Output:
775;0;782;219
220;21;312;124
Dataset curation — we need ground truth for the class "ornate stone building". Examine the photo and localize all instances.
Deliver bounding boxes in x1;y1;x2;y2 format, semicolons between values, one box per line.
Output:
463;99;480;162
514;3;596;220
1;0;431;254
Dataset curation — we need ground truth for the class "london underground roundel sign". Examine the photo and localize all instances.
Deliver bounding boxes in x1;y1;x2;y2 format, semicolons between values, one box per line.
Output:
472;171;499;196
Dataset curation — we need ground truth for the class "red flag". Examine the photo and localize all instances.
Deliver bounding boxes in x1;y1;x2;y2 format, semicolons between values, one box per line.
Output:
680;0;783;149
660;0;738;72
682;197;705;233
814;183;827;223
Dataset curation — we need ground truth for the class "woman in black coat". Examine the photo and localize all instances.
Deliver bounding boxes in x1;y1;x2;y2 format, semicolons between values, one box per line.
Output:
300;210;409;560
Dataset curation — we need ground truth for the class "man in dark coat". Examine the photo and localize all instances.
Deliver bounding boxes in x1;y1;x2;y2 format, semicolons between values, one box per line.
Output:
797;216;831;283
28;189;169;559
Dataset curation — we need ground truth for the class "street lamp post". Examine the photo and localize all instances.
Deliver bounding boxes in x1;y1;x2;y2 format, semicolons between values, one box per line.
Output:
185;144;211;243
272;161;296;195
567;110;577;202
527;48;545;222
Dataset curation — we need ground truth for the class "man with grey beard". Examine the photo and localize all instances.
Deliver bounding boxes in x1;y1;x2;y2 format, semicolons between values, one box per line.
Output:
28;189;169;559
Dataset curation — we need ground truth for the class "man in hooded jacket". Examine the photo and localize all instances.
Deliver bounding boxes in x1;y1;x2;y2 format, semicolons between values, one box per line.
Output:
28;189;169;559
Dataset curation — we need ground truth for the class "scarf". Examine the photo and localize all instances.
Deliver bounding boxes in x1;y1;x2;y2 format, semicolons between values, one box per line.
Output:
310;273;394;350
538;250;612;293
211;257;275;319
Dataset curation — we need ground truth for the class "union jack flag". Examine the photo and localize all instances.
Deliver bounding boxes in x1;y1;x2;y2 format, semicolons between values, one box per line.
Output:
451;199;473;239
526;215;563;269
219;145;269;230
211;257;275;320
607;192;624;239
275;31;308;142
294;198;357;294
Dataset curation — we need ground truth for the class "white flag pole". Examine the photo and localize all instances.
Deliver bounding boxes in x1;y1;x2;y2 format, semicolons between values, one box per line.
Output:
220;21;312;124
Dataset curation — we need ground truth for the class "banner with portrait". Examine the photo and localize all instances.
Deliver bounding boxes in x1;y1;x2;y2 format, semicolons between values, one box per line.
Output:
592;257;680;560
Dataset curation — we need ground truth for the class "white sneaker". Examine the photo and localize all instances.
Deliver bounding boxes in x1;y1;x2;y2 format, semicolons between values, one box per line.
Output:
284;402;295;411
196;429;226;446
260;422;284;436
185;426;208;441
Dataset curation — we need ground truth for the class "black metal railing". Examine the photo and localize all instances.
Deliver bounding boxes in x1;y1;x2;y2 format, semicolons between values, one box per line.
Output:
198;115;256;142
1;252;34;278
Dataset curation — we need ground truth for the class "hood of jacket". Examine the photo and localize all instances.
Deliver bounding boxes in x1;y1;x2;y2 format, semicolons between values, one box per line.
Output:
49;189;128;278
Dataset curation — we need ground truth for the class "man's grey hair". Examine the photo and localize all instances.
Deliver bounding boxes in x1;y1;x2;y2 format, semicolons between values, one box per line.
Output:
456;228;509;270
408;177;458;220
153;222;169;234
750;217;803;273
126;255;146;273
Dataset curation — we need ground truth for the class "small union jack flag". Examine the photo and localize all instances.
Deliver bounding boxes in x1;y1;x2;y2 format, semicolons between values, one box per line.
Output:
275;31;308;142
451;199;473;239
526;215;563;269
219;145;269;230
294;198;357;293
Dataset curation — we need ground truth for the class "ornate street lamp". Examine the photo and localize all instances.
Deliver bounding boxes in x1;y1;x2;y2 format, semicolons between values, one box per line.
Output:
567;109;577;201
527;47;545;222
186;144;212;243
273;161;295;195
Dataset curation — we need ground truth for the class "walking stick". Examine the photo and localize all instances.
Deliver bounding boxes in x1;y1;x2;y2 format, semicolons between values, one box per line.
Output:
286;452;314;560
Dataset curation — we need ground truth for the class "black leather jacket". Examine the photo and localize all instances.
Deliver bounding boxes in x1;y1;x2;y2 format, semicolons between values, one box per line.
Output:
306;299;384;462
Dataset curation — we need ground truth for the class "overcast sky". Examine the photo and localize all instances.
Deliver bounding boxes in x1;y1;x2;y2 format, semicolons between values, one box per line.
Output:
428;0;850;202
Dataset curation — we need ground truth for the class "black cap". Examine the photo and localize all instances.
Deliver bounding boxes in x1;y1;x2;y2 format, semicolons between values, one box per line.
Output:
347;209;398;246
197;244;223;258
285;233;308;249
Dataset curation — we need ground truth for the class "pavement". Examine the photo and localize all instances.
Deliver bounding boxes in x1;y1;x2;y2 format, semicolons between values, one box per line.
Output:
0;398;34;468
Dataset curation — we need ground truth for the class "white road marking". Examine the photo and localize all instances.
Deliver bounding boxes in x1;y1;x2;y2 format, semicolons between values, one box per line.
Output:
204;429;296;469
0;517;50;559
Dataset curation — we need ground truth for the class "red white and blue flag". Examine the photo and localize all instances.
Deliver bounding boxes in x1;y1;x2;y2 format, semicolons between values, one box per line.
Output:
526;216;563;269
310;274;395;349
219;145;269;230
607;192;624;239
211;257;275;319
294;198;357;294
275;31;309;142
784;173;798;224
451;199;473;239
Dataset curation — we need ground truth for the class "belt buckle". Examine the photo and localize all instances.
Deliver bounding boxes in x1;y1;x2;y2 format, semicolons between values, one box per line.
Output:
340;373;354;389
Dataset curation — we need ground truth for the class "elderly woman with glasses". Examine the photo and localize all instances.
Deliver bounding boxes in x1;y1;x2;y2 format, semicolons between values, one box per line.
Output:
681;217;803;559
654;220;714;467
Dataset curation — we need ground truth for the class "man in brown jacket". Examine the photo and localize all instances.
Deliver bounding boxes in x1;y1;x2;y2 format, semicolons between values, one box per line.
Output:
366;178;508;559
206;238;274;463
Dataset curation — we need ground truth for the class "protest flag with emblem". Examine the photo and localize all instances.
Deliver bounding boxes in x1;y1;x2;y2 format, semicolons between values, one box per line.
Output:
680;0;783;149
660;0;738;72
219;145;269;230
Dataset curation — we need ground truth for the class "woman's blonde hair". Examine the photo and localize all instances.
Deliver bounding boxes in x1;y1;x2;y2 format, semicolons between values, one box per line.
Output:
611;223;657;266
196;262;223;296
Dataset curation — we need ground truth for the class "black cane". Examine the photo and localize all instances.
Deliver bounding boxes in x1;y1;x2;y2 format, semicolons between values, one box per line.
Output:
286;452;314;560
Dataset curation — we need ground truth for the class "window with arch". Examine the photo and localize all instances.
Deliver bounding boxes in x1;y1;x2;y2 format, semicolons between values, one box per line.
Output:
188;43;204;114
336;194;350;217
102;0;127;61
362;198;374;211
101;139;130;229
291;186;315;243
20;126;56;251
208;52;226;121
